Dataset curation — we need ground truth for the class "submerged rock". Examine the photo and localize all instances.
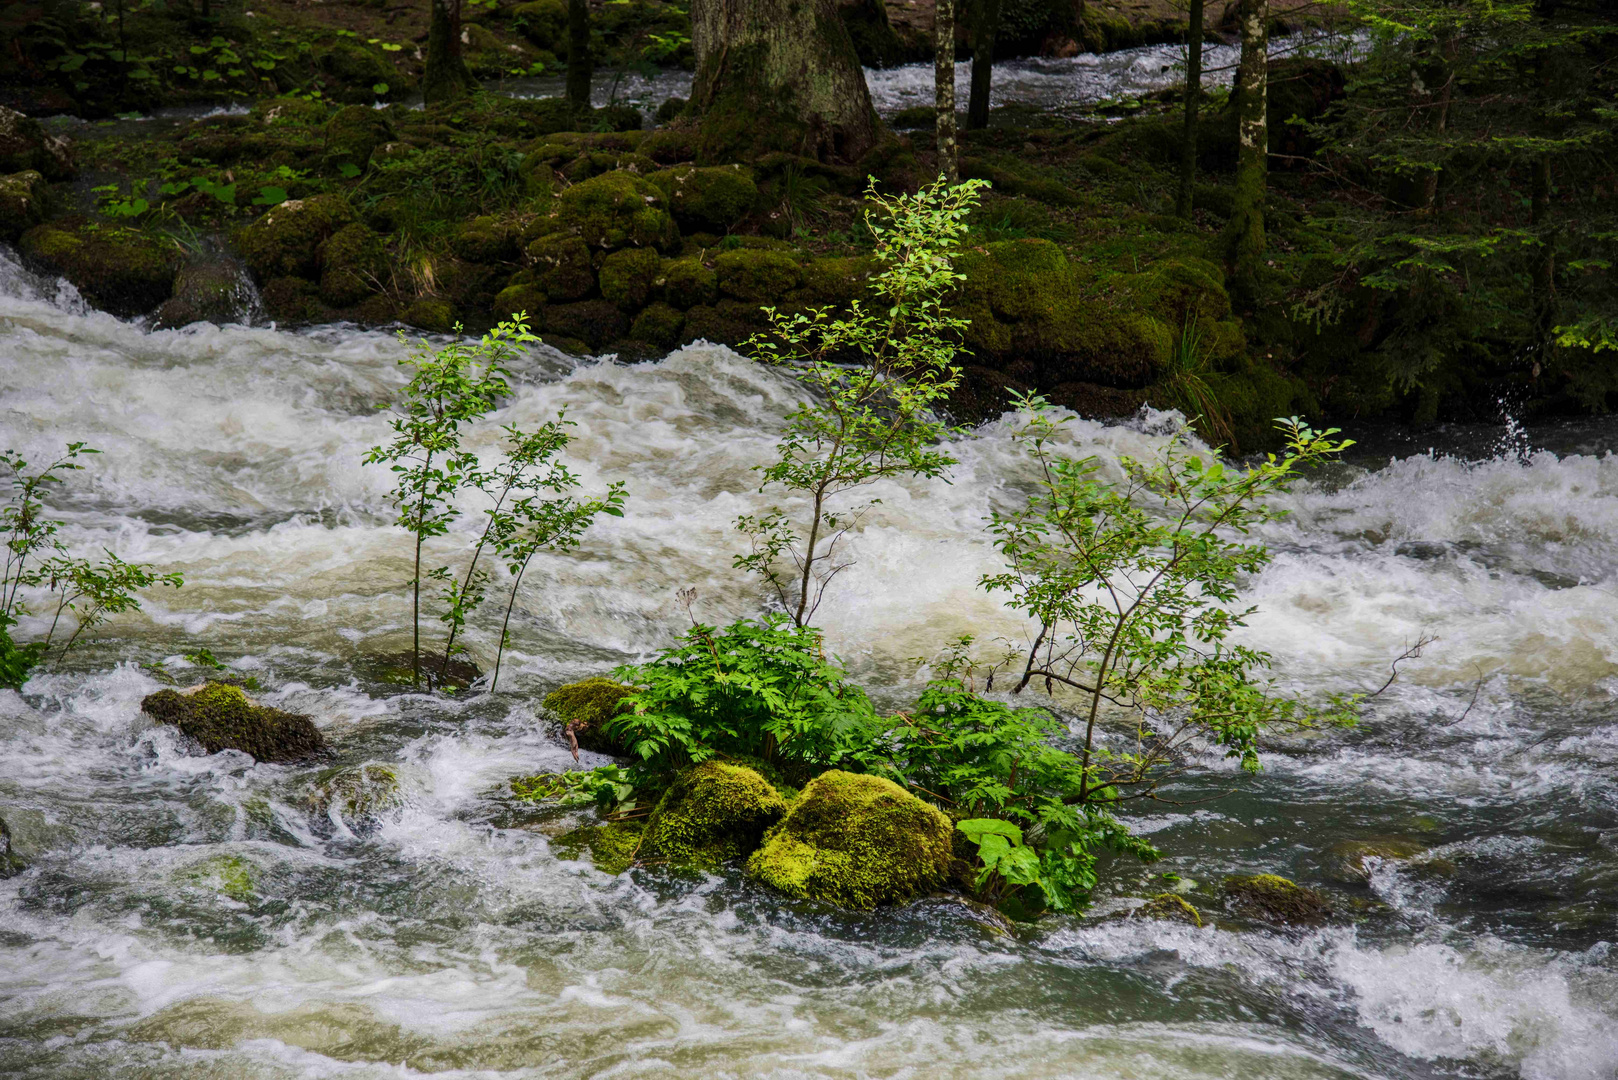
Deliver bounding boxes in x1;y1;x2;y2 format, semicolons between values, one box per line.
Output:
542;676;635;756
553;821;644;874
1131;892;1203;928
182;853;257;901
1321;838;1430;884
309;764;404;822
638;761;788;870
141;682;325;763
747;770;953;910
1223;873;1331;926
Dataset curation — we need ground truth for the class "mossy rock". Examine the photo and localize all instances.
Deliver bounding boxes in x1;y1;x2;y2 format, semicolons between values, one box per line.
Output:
0;170;48;243
262;276;329;325
1132;892;1204;927
153;260;252;329
790;255;872;307
525;233;596;301
324;105;395;172
545;299;628;352
947;365;1033;425
251;96;331;128
681;299;765;346
629;301;685;351
600;247;661;311
1126;257;1233;324
553;821;644;874
658;256;717;309
1223;873;1331;926
235;194;356;282
0;106;74;181
401;298;457;333
493;283;547;326
182;853;257;902
542;677;635;755
317;223;387;308
556;171;679;252
18;221;178;318
714;248;803;302
354;293;398;325
309;763;404;821
747;770;953;910
647;165;758;234
316;41;399;104
641;129;701;166
1321;838;1430;885
451;217;519;264
513;0;568;50
640;761;789;870
141;682;325;763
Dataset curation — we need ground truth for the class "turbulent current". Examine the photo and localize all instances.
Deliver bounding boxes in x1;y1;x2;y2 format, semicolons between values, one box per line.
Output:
1;248;1616;1080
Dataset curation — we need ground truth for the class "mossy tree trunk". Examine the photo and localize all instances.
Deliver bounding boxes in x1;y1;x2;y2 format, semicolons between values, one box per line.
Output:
966;0;1000;131
935;0;958;180
565;0;592;107
424;0;477;105
1224;0;1267;301
1174;0;1204;218
689;0;879;162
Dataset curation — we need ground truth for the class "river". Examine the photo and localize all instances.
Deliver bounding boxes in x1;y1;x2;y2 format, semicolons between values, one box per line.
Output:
0;237;1616;1080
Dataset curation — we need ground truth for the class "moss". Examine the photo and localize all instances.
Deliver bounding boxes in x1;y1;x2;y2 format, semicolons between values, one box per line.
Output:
317;41;400;105
0;170;47;243
513;0;568;50
317;223;387;308
183;854;257;902
641;129;701;166
525;233;596;301
599;247;662;311
18;221;178;318
647;165;758;234
1127;258;1233;325
401;298;457;333
556;171;680;252
153;260;250;329
789;255;873;307
1218;361;1311;452
451;217;518;264
261;276;329;325
0;106;74;181
235;194;356;282
1223;873;1331;926
1133;892;1204;927
543;677;635;755
681;300;767;346
493;284;547;326
746;770;952;909
141;682;325;763
714;248;804;302
323;105;394;173
639;761;788;870
658;256;718;309
553;822;644;874
629;302;686;350
947;365;1033;425
545;299;628;351
354;294;398;326
251;96;331;128
310;764;403;821
1321;839;1429;885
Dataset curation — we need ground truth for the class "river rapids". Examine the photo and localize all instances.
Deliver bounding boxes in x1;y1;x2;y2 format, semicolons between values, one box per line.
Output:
0;248;1616;1080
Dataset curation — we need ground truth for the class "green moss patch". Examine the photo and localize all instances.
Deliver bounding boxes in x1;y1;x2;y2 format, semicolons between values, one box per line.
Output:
556;172;680;252
639;761;788;870
235;194;356;282
19;220;179;318
553;822;644;874
1132;892;1204;928
647;165;758;234
141;682;325;763
543;677;635;755
1223;873;1332;926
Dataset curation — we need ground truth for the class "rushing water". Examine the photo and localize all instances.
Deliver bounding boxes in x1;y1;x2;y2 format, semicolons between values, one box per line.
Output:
1;248;1617;1080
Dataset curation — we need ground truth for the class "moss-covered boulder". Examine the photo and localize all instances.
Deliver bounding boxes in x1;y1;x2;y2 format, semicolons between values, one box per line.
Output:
747;771;953;909
545;299;628;351
0;170;48;243
1127;257;1233;325
262;276;329;325
309;763;404;821
600;247;661;310
251;96;331;128
317;223;388;307
324;105;395;172
553;821;644;874
18;221;178;318
1321;839;1430;885
401;297;457;333
451;216;519;264
639;761;789;870
141;682;325;763
493;283;547;325
525;233;595;301
629;302;686;351
1223;873;1332;926
181;853;257;901
647;165;758;234
235;194;356;282
792;255;872;307
659;256;718;309
681;299;766;347
0;106;74;181
316;41;400;104
714;248;803;302
152;260;253;329
513;0;568;50
542;677;635;755
556;171;679;252
1132;892;1204;927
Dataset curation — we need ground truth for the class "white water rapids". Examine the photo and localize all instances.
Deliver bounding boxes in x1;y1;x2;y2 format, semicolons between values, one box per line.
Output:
1;249;1616;1079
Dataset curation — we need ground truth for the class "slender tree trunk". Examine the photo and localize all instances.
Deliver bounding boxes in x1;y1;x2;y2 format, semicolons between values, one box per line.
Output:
424;0;476;105
935;0;958;182
688;0;879;162
966;0;1000;130
1531;155;1556;371
1175;0;1204;218
1225;0;1267;300
565;0;592;107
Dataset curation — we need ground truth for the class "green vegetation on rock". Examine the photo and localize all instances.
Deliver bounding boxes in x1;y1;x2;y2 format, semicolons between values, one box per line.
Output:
1223;873;1331;926
639;761;788;869
1132;892;1204;927
18;221;178;317
141;682;325;763
557;171;679;252
543;677;635;755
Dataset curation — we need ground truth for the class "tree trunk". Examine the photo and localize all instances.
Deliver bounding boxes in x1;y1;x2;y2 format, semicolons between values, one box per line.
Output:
935;0;958;181
424;0;476;106
1174;0;1204;218
1225;0;1267;300
688;0;880;162
966;0;1000;131
1531;154;1555;371
565;0;592;107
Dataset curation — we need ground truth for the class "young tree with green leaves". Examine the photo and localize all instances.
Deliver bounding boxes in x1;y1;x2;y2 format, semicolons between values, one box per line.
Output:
736;175;989;627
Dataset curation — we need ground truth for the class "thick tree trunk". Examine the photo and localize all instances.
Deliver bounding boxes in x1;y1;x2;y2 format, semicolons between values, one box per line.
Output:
689;0;880;162
1174;0;1203;218
565;0;592;107
424;0;476;105
935;0;958;180
966;0;1000;131
1225;0;1267;300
